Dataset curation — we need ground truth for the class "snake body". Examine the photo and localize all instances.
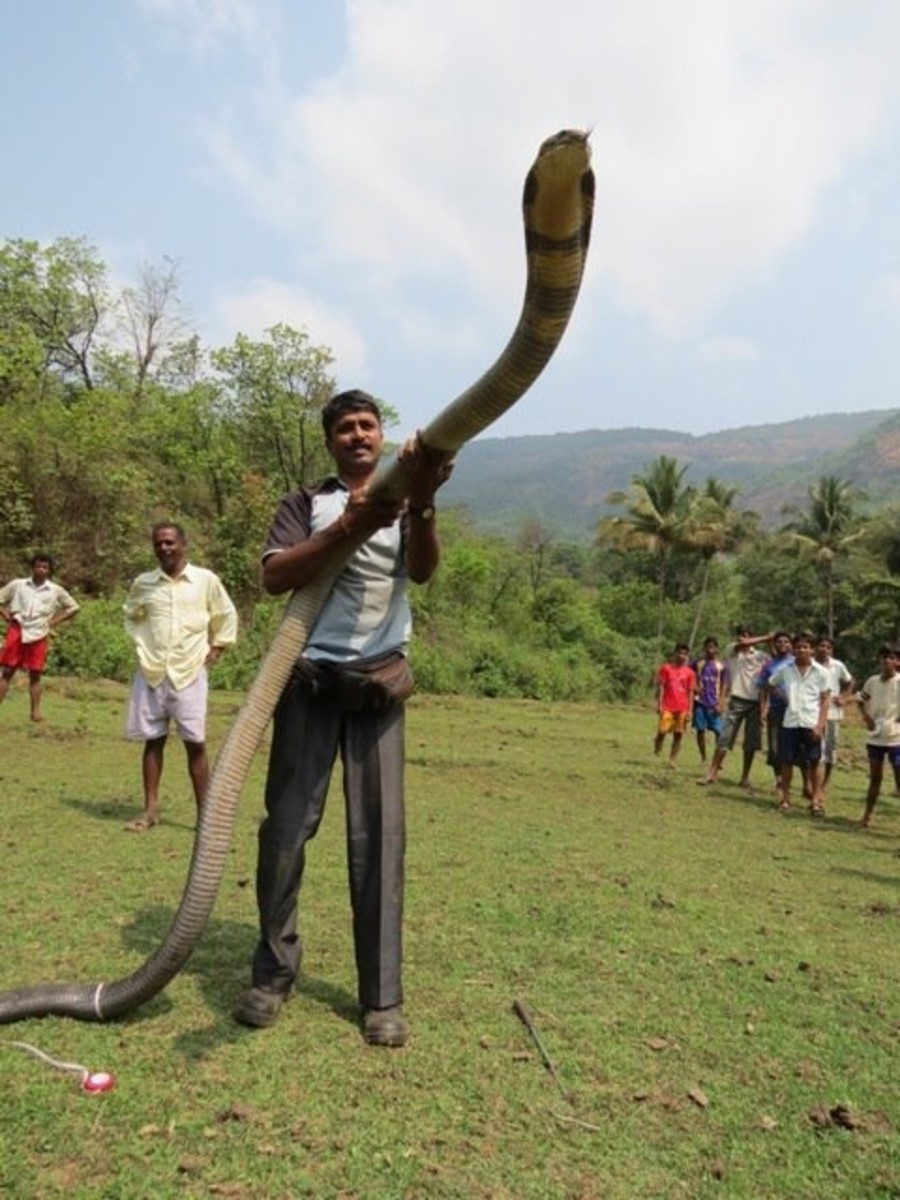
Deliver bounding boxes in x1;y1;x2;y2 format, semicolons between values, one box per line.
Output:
0;129;594;1024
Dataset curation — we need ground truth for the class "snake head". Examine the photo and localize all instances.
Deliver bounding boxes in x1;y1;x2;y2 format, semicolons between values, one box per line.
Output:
523;129;595;245
538;128;592;158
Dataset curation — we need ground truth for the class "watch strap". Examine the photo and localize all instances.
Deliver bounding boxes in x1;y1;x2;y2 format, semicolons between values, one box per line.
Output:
408;504;436;520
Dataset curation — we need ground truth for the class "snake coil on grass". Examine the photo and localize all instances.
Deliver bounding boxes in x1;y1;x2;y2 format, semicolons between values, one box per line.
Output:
0;129;594;1024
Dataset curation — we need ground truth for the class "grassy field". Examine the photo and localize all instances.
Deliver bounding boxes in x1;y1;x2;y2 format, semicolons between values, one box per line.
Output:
0;677;899;1199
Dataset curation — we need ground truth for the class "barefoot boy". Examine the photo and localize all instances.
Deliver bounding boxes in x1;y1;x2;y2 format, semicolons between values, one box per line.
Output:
857;644;900;828
690;637;728;764
767;632;831;815
654;643;695;767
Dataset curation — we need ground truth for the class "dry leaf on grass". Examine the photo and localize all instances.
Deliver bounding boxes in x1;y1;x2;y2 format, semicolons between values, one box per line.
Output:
643;1035;678;1052
632;1088;684;1110
829;1104;861;1130
808;1105;832;1129
216;1102;253;1123
807;1103;886;1132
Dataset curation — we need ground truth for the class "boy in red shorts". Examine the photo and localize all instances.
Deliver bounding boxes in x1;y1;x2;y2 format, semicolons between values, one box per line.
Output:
0;553;79;721
654;643;695;767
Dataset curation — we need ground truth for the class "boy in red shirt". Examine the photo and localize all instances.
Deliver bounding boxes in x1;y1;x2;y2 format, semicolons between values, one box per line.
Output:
654;643;696;767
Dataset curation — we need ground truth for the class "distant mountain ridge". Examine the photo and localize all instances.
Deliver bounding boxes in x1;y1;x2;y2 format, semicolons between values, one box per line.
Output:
440;408;900;539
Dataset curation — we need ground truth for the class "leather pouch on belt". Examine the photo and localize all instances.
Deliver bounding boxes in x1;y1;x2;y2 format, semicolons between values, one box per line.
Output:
293;653;415;711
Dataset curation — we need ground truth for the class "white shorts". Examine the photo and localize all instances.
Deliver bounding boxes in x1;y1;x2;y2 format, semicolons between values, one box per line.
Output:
125;670;208;744
822;718;841;765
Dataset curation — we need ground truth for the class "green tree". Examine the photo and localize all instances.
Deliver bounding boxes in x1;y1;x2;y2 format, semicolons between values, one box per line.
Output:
211;324;340;492
0;237;108;395
687;477;758;647
94;257;189;400
839;503;900;656
598;455;696;647
779;476;867;637
0;245;45;403
518;517;555;599
862;503;900;578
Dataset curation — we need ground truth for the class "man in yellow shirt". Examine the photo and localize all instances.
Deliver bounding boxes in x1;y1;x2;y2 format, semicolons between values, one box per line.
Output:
123;522;238;831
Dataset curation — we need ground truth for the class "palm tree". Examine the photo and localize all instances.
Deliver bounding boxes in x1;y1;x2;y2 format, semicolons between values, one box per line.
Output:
598;455;696;648
780;475;866;637
842;503;900;649
687;478;758;647
863;503;900;577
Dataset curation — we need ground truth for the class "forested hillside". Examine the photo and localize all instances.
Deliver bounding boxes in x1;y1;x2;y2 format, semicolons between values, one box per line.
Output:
2;237;899;705
443;409;899;538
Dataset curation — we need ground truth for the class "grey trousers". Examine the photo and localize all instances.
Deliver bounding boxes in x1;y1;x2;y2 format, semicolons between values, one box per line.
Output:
251;672;406;1010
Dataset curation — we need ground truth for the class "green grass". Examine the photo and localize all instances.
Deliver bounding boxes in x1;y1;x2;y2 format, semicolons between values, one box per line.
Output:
1;678;899;1198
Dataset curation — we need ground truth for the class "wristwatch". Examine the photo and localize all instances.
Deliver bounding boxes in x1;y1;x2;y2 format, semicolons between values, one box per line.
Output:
408;504;436;521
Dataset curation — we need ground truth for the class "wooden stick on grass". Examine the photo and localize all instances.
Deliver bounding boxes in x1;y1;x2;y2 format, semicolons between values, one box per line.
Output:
512;998;568;1098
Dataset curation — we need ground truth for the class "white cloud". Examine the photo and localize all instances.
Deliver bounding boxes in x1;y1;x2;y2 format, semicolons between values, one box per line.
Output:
393;307;483;359
213;278;369;378
694;335;762;366
872;272;900;316
137;0;265;56
174;1;900;351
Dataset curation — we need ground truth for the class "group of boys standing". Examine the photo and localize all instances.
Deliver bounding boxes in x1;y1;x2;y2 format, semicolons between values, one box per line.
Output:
655;627;900;826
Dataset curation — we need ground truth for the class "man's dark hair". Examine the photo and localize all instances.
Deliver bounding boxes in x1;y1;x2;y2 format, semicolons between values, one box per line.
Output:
151;520;186;542
734;624;752;638
30;552;54;572
879;643;900;658
321;389;382;438
674;642;690;654
772;630;791;642
702;636;719;648
792;629;815;647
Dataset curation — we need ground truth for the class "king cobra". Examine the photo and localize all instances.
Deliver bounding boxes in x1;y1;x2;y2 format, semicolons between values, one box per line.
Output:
0;129;594;1024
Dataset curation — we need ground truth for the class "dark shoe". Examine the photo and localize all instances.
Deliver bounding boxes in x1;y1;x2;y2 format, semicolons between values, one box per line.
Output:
361;1005;408;1047
233;986;288;1028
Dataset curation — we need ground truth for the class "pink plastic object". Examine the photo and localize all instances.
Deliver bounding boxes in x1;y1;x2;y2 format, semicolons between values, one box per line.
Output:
82;1071;116;1093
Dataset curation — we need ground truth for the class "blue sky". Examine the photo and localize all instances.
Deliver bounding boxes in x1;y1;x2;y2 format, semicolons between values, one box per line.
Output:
3;0;900;441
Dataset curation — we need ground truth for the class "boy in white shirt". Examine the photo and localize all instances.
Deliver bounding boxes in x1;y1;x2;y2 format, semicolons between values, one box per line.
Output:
768;631;831;815
0;553;79;722
813;635;854;796
700;625;772;788
856;644;900;829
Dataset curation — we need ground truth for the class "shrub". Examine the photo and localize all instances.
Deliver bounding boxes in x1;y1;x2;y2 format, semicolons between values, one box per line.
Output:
50;596;134;683
49;594;284;691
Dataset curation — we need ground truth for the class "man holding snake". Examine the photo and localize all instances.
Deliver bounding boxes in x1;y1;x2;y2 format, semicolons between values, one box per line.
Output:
234;389;452;1047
